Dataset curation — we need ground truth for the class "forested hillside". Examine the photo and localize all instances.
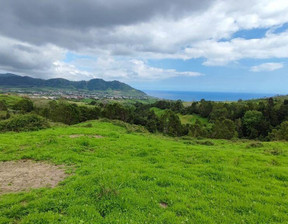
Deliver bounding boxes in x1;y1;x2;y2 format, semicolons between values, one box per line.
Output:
1;94;288;141
0;73;146;97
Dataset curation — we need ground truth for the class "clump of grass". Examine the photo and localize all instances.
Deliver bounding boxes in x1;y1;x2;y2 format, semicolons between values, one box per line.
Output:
183;141;195;145
264;148;283;155
246;142;264;148
83;123;93;128
46;138;57;144
195;140;214;146
270;159;280;166
233;157;241;166
79;140;90;147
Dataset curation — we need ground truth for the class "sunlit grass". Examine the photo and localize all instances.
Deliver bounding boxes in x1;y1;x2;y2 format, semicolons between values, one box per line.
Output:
0;120;287;223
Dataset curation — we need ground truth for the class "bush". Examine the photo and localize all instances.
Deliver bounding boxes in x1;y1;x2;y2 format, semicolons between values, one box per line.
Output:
0;114;50;132
13;98;34;112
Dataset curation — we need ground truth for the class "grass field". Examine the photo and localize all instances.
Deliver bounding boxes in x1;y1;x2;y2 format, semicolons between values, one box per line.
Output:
151;107;209;126
179;114;209;125
0;120;288;223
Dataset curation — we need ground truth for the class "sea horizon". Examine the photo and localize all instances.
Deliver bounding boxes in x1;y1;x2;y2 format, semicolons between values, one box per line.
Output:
143;90;279;102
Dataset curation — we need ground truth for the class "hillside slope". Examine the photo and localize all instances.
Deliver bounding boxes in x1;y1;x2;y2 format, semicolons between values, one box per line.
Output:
0;120;287;223
0;73;146;97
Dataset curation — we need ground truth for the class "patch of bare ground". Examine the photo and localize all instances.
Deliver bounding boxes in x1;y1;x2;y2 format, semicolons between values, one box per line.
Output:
0;160;67;194
69;134;103;138
159;202;168;208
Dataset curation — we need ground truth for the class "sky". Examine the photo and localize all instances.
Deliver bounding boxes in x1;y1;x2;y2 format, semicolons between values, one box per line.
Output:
0;0;288;93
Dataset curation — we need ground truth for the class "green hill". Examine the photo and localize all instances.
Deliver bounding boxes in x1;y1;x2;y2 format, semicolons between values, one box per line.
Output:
0;73;146;97
0;120;287;223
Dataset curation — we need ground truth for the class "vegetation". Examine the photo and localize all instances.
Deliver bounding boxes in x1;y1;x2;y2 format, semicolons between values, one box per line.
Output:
0;120;287;223
2;94;288;141
0;114;50;132
0;93;288;223
0;73;146;97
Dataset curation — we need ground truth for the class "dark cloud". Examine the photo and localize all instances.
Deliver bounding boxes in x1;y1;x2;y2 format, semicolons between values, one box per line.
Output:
1;0;287;81
0;0;213;48
1;0;212;28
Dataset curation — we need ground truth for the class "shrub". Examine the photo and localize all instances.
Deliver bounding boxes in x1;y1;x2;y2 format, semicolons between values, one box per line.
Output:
13;98;34;112
0;114;50;132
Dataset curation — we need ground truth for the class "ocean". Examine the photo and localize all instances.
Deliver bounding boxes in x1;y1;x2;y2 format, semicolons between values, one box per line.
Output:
144;90;276;102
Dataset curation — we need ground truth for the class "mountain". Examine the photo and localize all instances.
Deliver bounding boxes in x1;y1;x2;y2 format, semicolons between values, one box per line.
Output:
0;73;146;97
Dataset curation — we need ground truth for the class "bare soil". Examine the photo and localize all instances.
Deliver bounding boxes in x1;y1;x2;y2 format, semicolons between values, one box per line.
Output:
0;160;67;194
159;202;168;208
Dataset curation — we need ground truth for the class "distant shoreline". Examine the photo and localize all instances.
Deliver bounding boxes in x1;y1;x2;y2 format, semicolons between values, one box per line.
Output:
143;90;277;102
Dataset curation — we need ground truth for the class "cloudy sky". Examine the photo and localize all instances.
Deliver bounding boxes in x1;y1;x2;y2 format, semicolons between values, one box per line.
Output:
0;0;288;93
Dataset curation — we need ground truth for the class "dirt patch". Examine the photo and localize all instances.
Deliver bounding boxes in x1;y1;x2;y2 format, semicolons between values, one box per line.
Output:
69;134;85;138
0;160;67;195
159;202;168;208
69;134;103;139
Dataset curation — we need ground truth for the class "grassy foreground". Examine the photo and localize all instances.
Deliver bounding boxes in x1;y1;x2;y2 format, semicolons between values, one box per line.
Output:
0;120;287;223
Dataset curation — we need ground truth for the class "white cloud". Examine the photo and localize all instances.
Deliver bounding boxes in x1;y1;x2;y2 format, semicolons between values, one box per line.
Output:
0;36;65;77
250;62;284;72
58;56;203;81
185;31;288;66
1;0;288;80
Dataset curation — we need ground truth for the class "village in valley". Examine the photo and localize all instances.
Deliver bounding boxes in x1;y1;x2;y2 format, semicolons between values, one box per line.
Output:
0;89;150;100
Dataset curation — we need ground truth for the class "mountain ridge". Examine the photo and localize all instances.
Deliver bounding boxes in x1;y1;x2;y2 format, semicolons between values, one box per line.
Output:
0;73;146;97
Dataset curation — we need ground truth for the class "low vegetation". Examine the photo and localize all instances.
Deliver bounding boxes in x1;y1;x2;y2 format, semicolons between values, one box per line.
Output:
0;120;287;223
0;94;288;223
0;114;49;132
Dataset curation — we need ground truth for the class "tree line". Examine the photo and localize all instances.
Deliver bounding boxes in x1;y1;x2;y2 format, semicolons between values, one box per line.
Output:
1;96;288;141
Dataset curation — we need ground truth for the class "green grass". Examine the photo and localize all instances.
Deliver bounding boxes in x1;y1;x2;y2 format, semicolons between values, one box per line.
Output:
151;107;209;125
150;107;167;116
179;114;209;125
0;111;7;117
0;120;288;223
0;94;22;106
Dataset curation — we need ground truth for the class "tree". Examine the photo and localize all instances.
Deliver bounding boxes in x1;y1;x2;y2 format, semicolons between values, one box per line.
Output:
269;121;288;141
47;102;80;125
211;119;237;139
198;100;213;118
146;111;158;133
159;110;183;136
13;98;33;112
189;119;206;138
103;103;132;122
242;110;266;139
171;100;184;113
209;105;228;122
186;102;199;114
234;118;243;138
278;102;288;123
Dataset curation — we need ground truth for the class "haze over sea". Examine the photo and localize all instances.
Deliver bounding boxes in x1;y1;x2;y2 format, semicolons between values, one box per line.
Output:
144;90;276;102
